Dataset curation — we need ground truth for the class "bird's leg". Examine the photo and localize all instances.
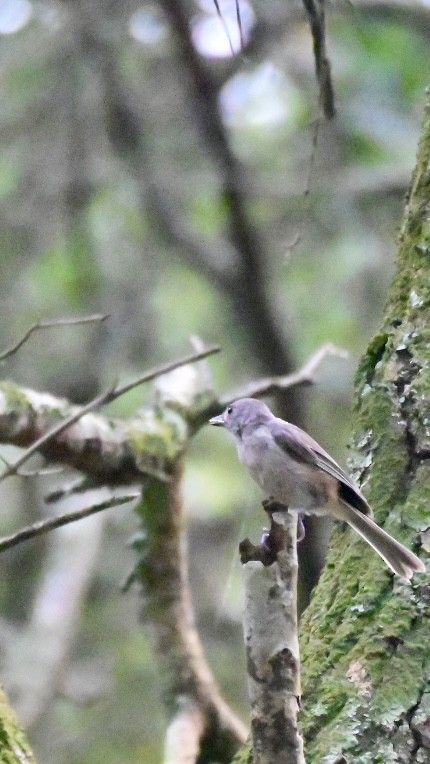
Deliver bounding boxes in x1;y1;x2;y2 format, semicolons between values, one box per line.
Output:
239;501;287;565
297;513;306;543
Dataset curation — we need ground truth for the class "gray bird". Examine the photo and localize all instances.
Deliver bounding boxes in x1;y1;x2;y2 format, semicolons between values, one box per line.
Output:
209;398;425;579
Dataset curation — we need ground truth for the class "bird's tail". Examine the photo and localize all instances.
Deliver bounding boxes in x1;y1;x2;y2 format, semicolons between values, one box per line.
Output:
337;502;425;579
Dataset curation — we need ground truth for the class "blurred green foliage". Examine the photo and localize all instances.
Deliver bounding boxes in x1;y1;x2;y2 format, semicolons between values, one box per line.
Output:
0;1;428;761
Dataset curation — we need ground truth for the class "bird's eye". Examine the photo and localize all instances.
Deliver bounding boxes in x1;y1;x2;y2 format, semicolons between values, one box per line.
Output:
227;406;233;415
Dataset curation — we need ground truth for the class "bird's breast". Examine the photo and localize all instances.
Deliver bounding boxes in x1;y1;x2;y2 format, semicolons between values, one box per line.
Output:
237;427;330;513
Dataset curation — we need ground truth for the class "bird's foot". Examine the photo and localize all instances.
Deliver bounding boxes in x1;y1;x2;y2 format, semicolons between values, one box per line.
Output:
262;497;289;514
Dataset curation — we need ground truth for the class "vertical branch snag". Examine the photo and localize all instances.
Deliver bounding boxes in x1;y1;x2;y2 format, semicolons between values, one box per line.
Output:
239;507;305;764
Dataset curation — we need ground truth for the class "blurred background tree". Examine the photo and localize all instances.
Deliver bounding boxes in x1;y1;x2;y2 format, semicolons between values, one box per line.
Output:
0;0;428;762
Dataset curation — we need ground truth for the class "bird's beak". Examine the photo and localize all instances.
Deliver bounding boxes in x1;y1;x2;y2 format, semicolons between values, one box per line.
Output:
209;413;225;427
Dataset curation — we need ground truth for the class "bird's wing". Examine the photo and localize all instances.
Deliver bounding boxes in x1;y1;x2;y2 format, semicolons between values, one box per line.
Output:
272;420;371;515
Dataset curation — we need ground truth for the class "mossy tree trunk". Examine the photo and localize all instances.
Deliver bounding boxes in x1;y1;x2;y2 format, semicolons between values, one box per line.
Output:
300;92;430;762
0;688;37;763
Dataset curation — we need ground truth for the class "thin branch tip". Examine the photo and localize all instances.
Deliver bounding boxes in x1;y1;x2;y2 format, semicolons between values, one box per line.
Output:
0;313;110;361
0;492;140;554
220;341;348;404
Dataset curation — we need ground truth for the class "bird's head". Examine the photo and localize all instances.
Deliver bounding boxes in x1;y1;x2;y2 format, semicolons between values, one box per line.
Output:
209;398;272;437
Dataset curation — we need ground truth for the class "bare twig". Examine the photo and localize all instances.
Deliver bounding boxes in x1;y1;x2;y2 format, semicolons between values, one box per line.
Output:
211;0;244;56
235;0;245;51
302;0;335;119
110;344;218;399
0;462;66;479
284;116;321;260
0;493;140;554
304;116;321;199
220;342;348;405
0;314;110;361
0;345;220;483
0;448;63;476
213;0;235;56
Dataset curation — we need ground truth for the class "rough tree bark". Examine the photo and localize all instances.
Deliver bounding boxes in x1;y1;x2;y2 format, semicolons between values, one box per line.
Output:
299;91;430;762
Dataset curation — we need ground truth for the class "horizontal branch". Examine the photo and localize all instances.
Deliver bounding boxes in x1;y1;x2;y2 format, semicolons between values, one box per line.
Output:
0;345;220;483
0;385;117;484
0;344;346;487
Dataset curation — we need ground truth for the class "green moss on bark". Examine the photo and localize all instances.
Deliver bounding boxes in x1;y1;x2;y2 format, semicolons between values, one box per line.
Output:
300;91;430;762
231;739;253;764
0;689;36;763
